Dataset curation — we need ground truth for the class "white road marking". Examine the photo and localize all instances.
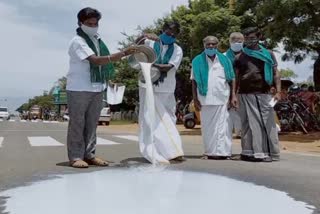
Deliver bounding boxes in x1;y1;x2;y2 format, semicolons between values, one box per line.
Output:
0;137;3;147
113;135;139;142
28;136;64;147
9;119;15;122
97;137;120;145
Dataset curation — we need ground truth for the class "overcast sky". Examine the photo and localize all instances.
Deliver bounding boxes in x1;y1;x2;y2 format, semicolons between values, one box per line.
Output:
0;0;314;109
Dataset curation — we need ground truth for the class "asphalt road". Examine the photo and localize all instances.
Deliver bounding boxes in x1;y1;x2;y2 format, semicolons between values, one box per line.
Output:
0;120;319;213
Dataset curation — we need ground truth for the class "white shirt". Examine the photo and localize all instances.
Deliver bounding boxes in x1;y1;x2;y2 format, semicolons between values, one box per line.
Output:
191;55;230;106
139;39;183;93
66;35;105;92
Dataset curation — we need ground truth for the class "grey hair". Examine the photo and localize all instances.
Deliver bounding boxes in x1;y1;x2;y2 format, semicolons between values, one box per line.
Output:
229;32;244;42
203;36;219;45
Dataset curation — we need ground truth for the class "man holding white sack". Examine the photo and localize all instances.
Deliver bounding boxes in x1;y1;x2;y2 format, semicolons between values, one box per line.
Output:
191;36;237;160
66;8;137;168
136;22;185;164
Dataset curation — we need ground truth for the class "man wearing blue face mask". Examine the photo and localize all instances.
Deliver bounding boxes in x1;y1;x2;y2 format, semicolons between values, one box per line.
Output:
226;32;244;64
191;36;237;160
66;7;138;168
226;32;244;139
135;22;185;163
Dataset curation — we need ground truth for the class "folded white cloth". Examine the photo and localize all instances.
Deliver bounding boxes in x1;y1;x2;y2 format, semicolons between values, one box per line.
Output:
106;84;125;105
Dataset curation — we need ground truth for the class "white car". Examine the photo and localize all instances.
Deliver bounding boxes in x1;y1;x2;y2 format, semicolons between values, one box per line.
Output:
99;107;111;125
0;107;10;120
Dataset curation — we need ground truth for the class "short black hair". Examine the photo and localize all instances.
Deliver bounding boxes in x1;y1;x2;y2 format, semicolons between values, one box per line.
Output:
308;86;315;92
77;7;101;23
163;21;181;34
242;27;261;37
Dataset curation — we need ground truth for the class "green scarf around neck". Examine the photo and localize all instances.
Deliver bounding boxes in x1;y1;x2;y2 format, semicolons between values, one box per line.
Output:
153;41;175;85
226;48;236;64
77;28;114;83
192;51;235;96
242;45;274;85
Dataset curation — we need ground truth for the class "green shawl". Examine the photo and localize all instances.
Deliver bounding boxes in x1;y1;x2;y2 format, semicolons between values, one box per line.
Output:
77;28;114;83
192;51;235;96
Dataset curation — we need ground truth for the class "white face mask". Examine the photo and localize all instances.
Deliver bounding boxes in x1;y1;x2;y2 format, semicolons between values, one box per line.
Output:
81;24;98;37
230;42;243;52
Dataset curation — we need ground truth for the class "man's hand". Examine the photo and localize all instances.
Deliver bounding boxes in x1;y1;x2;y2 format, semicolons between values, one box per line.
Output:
153;64;173;72
144;33;159;41
194;99;202;112
108;80;115;88
123;46;139;56
273;92;281;101
230;95;239;109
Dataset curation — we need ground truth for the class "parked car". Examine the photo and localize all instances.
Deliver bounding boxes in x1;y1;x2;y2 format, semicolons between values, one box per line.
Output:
99;107;111;125
0;107;10;120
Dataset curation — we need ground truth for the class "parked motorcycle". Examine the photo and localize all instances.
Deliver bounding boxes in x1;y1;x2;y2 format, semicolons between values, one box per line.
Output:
274;100;308;134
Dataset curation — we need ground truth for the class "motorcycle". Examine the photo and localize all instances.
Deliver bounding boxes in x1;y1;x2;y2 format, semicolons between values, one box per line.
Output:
274;100;308;134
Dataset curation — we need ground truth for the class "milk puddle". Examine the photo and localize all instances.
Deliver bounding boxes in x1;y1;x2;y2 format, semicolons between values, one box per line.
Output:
0;168;315;214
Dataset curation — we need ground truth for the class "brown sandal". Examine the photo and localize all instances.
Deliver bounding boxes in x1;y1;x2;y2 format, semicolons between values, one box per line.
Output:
70;160;89;168
85;157;109;167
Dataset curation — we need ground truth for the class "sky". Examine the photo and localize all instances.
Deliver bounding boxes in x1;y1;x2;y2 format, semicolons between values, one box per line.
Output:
0;0;315;110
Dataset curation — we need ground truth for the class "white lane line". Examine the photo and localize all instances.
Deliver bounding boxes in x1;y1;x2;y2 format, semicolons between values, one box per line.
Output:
113;135;139;142
9;119;15;122
0;119;3;122
0;137;3;147
28;136;64;147
97;137;120;145
20;120;27;122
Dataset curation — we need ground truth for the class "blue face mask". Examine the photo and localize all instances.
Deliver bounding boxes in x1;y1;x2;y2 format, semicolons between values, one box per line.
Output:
160;33;176;45
230;42;243;52
205;48;217;56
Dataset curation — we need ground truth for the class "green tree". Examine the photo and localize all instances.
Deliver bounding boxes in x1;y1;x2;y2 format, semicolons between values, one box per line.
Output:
133;0;242;104
235;0;320;90
113;60;139;110
49;76;67;95
280;68;298;79
16;95;54;113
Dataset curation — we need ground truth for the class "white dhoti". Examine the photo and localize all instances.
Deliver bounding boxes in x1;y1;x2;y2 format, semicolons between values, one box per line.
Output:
139;87;184;164
201;104;232;157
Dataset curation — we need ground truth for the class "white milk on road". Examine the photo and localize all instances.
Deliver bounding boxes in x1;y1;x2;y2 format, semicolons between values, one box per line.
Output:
0;168;315;214
140;62;156;165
